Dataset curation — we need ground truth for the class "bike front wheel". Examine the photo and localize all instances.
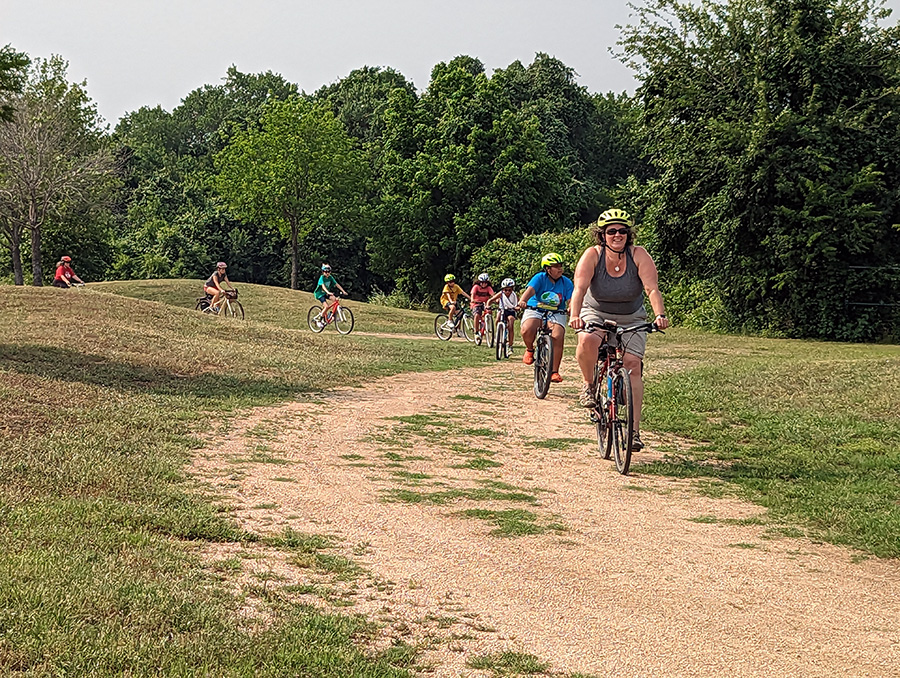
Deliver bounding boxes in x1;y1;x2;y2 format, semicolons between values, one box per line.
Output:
307;306;325;333
593;364;612;459
494;321;507;360
434;313;453;340
485;314;495;347
461;314;475;343
334;306;354;334
533;334;554;399
610;366;634;474
222;300;244;319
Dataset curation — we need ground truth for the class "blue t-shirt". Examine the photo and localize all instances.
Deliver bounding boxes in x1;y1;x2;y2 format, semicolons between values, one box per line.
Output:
526;272;574;312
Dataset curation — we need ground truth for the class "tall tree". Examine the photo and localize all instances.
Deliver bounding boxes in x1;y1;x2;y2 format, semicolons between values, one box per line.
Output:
0;44;29;122
215;98;366;289
621;0;900;340
0;56;117;285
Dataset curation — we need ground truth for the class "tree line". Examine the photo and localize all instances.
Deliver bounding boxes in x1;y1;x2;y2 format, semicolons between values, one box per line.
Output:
1;0;898;341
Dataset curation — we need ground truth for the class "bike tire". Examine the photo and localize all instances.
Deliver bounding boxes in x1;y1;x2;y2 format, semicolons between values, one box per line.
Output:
230;301;245;320
611;366;634;474
434;314;453;340
486;314;495;348
461;314;476;343
495;321;506;360
592;364;612;458
335;306;354;334
533;334;553;399
195;299;209;312
307;306;325;333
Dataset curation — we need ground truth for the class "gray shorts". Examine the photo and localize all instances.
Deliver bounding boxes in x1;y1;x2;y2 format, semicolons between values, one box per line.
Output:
578;306;649;358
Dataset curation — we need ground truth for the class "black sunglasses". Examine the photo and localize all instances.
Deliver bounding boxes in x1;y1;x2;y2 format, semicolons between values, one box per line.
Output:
605;227;630;236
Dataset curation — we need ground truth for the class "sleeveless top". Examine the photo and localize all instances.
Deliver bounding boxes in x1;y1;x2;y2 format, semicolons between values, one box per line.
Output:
583;246;645;315
205;271;225;287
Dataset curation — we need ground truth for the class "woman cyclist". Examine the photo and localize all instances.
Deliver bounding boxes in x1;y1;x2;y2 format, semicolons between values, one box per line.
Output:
204;262;235;312
469;273;495;345
439;274;471;331
517;253;574;383
52;255;85;288
568;208;669;452
488;278;518;354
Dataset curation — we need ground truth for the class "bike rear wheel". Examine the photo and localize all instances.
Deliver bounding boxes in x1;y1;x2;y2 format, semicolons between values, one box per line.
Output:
334;306;354;334
593;364;612;459
434;313;453;340
533;334;554;399
307;306;325;333
610;366;634;474
495;321;506;360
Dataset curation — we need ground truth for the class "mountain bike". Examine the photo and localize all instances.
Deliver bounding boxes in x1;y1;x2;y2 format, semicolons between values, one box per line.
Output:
308;295;354;334
579;320;662;474
532;308;558;399
434;302;475;342
472;303;495;347
196;288;244;319
495;309;516;360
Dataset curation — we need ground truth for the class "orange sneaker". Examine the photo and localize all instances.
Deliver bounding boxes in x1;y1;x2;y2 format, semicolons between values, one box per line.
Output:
522;349;535;365
550;372;563;383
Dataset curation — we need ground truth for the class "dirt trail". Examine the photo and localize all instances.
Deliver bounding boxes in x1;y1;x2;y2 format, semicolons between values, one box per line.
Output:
192;357;899;678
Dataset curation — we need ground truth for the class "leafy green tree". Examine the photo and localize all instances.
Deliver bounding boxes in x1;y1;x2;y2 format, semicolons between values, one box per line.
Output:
215;98;367;289
621;0;900;340
0;44;29;122
0;56;117;285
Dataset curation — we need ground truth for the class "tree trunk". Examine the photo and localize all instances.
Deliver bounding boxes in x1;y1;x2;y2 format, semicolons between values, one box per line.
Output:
290;220;299;290
10;225;24;285
30;221;42;287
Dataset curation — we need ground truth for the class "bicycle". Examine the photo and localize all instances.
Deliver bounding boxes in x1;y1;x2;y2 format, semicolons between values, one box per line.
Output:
578;320;662;475
308;294;354;334
434;302;475;342
196;288;244;319
495;308;516;360
472;303;496;347
532;308;560;399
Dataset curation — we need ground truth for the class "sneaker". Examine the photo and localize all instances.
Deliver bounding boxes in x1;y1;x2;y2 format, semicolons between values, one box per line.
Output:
631;433;645;452
579;383;597;408
550;372;563;383
507;347;514;356
522;349;535;365
475;334;482;346
441;323;454;331
316;320;325;329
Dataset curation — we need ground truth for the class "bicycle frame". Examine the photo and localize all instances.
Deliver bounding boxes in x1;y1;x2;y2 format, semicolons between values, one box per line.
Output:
320;296;343;326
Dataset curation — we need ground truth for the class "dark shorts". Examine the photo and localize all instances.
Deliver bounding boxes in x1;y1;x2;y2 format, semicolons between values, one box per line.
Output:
472;303;486;314
52;279;69;288
501;309;516;321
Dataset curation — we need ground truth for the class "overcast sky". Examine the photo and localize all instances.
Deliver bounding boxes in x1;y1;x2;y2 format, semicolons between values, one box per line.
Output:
3;0;899;127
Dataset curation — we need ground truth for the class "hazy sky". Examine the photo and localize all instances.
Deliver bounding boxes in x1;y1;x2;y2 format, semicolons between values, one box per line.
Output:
3;0;899;127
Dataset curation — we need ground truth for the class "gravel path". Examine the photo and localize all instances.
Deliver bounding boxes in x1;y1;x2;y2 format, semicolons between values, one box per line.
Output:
192;357;900;677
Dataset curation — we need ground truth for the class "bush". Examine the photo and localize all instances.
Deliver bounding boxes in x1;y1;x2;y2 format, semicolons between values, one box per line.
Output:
367;286;430;311
470;228;593;287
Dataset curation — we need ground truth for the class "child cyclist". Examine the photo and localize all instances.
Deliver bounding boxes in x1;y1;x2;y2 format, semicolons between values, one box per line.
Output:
440;274;471;332
488;278;518;354
469;273;495;345
314;264;347;327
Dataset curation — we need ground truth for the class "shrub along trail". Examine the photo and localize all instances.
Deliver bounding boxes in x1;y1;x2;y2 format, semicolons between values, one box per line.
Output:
192;358;899;677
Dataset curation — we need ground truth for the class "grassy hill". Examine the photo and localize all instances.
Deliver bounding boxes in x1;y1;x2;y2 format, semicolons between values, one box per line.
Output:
91;278;438;335
1;280;899;673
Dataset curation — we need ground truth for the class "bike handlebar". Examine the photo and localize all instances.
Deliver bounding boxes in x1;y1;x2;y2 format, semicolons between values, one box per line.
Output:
575;321;664;335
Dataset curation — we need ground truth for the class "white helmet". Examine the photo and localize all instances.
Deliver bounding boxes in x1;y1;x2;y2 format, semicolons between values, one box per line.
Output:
477;273;490;283
501;278;515;289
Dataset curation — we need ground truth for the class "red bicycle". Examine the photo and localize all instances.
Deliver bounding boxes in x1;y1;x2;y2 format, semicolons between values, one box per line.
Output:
307;295;354;335
472;304;496;347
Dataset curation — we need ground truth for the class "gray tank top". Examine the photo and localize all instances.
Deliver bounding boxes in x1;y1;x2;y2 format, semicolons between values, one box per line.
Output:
584;246;645;315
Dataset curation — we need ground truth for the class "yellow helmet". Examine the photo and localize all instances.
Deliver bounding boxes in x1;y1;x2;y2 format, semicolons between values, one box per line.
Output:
540;252;563;268
598;208;634;229
444;273;456;282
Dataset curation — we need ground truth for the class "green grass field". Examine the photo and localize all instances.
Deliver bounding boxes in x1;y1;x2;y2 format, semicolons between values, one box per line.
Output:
1;279;898;674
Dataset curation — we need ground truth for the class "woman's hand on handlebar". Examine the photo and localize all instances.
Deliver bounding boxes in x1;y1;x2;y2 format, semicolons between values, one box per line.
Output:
569;316;586;331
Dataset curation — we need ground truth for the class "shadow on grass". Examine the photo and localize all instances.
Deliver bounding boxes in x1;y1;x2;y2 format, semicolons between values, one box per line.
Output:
0;343;306;401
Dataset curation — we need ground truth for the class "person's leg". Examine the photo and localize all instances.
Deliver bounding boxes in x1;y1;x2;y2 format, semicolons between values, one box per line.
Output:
506;315;514;347
575;331;603;383
624;351;644;433
520;317;539;352
549;323;566;376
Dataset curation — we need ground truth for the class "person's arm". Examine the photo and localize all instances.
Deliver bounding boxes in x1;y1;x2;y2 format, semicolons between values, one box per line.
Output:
569;248;597;329
71;271;85;284
459;285;471;301
517;285;536;309
224;275;235;290
633;247;669;329
336;281;347;295
487;291;502;304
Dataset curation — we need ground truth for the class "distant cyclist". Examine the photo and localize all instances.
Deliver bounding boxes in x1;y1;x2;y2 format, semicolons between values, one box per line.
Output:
469;273;495;344
315;264;347;322
517;253;573;383
204;262;235;312
52;255;85;288
488;278;518;354
439;274;471;331
568;208;669;452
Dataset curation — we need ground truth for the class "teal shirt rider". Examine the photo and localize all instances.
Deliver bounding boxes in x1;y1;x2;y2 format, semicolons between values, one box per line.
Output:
315;274;340;301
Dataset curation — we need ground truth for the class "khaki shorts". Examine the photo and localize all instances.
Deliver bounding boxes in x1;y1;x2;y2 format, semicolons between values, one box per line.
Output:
578;306;649;358
522;308;568;333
